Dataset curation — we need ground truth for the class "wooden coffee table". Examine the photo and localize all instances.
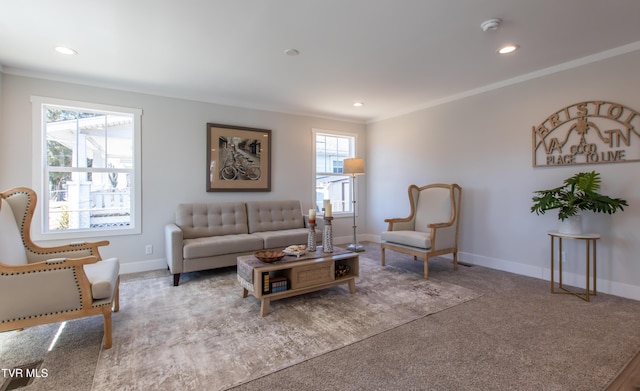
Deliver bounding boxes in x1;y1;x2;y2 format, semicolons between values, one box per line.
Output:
237;247;359;316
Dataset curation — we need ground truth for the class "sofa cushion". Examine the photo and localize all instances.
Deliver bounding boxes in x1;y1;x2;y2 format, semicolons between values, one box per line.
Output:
176;202;248;239
381;230;432;249
246;200;305;233
252;228;309;249
183;234;263;259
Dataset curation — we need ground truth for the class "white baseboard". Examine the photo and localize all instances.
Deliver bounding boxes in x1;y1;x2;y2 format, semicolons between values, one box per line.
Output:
120;258;167;274
368;234;640;301
458;251;640;301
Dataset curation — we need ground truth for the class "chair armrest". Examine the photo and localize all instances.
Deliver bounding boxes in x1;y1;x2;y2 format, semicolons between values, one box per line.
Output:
0;256;99;322
165;224;184;274
384;217;413;231
0;255;98;273
428;223;457;251
25;240;110;262
427;221;454;229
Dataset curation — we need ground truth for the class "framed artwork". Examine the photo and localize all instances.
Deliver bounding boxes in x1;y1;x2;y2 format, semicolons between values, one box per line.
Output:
206;123;271;192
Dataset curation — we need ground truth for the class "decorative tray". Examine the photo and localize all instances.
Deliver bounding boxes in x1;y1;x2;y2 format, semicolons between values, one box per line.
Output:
282;245;307;258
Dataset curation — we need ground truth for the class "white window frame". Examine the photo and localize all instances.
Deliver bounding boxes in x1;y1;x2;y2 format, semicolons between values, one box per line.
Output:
312;128;358;217
31;96;142;240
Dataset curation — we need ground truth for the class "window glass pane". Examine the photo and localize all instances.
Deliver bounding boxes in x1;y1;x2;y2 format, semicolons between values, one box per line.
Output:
46;171;132;231
315;175;351;212
316;134;351;175
106;115;134;168
314;130;356;214
43;103;135;234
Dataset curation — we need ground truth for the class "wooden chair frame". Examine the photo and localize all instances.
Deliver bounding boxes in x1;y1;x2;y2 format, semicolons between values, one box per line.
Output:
381;183;462;279
0;187;119;349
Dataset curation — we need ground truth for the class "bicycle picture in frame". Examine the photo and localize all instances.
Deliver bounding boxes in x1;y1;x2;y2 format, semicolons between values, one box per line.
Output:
206;123;271;192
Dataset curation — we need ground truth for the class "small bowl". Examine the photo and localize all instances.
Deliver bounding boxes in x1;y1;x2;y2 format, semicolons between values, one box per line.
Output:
254;250;286;263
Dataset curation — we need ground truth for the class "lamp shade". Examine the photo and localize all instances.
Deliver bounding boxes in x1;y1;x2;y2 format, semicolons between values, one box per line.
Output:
343;158;365;175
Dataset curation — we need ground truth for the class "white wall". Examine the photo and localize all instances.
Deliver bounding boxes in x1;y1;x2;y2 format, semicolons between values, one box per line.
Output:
366;50;640;300
2;50;639;300
0;74;366;273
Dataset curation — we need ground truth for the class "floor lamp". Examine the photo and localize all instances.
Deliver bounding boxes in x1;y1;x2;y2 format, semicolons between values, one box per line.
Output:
343;158;365;252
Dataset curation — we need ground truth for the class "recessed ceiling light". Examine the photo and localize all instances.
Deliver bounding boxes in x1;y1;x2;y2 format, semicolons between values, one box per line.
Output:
55;46;77;55
283;48;299;56
353;102;364;107
498;44;519;54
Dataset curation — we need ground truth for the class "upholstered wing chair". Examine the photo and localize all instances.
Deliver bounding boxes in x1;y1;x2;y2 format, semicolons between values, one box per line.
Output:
380;183;462;279
0;187;120;349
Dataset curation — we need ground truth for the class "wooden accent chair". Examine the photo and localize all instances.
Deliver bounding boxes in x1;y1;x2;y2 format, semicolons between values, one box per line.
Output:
0;187;120;349
380;183;462;279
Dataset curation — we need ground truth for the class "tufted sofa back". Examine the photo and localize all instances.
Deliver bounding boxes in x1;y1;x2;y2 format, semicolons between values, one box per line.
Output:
246;200;304;233
175;202;248;239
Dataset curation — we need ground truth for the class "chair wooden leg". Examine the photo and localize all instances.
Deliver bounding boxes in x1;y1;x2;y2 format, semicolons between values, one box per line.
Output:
102;308;113;349
453;251;458;271
423;256;429;279
381;246;386;266
112;277;120;312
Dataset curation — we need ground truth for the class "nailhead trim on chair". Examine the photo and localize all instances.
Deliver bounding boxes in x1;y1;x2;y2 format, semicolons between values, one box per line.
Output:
5;189;96;257
0;265;84;323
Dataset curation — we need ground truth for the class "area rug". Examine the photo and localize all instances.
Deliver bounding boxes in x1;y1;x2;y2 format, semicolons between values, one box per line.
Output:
91;257;480;390
0;315;103;391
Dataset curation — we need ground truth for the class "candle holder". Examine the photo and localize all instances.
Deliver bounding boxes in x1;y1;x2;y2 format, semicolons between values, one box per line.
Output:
322;216;333;253
307;223;317;251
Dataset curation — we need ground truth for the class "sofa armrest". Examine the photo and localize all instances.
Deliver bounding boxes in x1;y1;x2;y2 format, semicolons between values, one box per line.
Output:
165;224;184;274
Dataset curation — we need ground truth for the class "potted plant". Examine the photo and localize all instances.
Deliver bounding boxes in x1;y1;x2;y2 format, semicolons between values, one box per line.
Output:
530;171;628;234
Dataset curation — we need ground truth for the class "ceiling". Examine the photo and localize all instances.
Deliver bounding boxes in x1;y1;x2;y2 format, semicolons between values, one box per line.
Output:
2;0;640;123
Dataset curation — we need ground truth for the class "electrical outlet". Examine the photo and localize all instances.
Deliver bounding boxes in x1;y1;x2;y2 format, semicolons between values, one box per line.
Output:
145;245;153;255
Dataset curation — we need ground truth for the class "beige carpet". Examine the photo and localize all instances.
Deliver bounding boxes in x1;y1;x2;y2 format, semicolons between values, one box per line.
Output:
89;256;479;390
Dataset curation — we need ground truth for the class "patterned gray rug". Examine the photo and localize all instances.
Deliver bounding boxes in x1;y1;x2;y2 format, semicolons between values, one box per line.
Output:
91;257;479;390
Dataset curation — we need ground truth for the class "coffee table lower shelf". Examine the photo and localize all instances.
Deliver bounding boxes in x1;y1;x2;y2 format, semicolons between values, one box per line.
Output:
237;249;359;317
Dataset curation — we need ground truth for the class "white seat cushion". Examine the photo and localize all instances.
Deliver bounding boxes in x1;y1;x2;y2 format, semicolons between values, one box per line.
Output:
381;230;432;249
0;199;28;265
83;257;120;300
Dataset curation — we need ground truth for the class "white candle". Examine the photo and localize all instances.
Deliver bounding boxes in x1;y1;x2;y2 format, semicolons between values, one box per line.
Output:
309;209;316;223
323;199;330;211
325;204;332;217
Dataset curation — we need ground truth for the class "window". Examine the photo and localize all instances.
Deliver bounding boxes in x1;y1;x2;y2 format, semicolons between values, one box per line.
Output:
313;129;357;215
31;97;142;239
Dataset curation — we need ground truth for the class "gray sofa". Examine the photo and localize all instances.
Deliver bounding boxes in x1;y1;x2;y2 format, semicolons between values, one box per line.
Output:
165;200;315;285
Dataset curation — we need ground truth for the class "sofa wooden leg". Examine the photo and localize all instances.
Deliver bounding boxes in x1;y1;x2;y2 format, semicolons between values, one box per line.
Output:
381;246;386;266
173;273;180;286
423;257;429;279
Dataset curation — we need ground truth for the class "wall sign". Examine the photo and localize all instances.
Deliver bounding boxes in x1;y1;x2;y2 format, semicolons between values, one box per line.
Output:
532;101;640;167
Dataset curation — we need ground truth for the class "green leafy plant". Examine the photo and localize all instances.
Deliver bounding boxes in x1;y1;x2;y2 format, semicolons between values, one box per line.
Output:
531;171;628;221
